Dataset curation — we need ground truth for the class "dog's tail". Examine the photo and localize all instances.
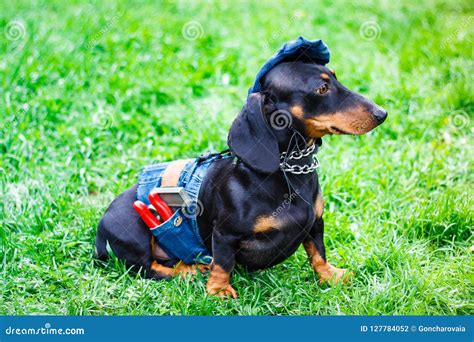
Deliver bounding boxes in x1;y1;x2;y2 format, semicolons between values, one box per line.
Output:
94;220;109;261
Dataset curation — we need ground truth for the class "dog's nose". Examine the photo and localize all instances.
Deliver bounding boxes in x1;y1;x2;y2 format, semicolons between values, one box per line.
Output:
373;108;388;123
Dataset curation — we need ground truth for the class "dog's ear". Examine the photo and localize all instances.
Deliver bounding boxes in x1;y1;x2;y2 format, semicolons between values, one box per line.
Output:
228;93;280;174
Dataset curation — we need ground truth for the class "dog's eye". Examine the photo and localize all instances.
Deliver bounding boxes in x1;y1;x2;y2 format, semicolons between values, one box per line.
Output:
316;83;329;95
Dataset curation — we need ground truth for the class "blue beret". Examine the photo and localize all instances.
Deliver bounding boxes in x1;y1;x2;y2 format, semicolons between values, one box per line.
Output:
249;36;330;95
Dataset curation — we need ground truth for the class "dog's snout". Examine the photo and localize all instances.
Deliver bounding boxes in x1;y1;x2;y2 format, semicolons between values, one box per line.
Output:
373;108;388;124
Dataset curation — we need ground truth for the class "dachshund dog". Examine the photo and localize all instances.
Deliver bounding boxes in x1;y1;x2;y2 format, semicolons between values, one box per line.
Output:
96;61;387;298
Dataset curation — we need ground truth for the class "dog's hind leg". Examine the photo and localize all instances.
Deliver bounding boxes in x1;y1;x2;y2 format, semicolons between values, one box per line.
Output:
148;260;209;279
95;184;209;280
95;185;156;270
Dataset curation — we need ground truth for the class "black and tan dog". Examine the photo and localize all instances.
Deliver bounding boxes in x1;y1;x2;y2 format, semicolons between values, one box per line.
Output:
96;61;387;298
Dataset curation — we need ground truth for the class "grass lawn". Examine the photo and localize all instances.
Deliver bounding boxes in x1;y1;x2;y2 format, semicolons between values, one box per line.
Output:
1;0;473;315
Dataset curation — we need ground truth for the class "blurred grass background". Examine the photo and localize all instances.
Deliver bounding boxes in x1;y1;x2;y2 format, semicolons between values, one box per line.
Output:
0;0;473;315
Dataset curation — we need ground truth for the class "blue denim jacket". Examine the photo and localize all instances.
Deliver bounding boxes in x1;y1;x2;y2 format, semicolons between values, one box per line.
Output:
136;153;231;264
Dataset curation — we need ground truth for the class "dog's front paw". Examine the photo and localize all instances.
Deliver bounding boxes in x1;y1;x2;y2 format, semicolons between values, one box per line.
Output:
318;264;353;285
206;283;238;299
206;263;237;298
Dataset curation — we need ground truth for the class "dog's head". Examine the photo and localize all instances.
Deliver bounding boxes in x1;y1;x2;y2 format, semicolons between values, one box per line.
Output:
228;61;387;173
262;62;387;137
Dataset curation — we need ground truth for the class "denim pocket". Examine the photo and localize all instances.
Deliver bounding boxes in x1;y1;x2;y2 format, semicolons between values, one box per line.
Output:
149;209;210;264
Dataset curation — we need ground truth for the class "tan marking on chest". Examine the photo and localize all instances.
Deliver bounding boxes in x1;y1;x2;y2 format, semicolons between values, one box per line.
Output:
253;215;282;234
314;191;324;218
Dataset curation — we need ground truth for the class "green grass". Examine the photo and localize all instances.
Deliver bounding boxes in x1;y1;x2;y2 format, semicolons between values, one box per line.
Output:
1;0;473;315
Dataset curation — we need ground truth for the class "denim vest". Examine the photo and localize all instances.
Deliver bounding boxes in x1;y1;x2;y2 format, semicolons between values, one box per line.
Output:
136;152;231;264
